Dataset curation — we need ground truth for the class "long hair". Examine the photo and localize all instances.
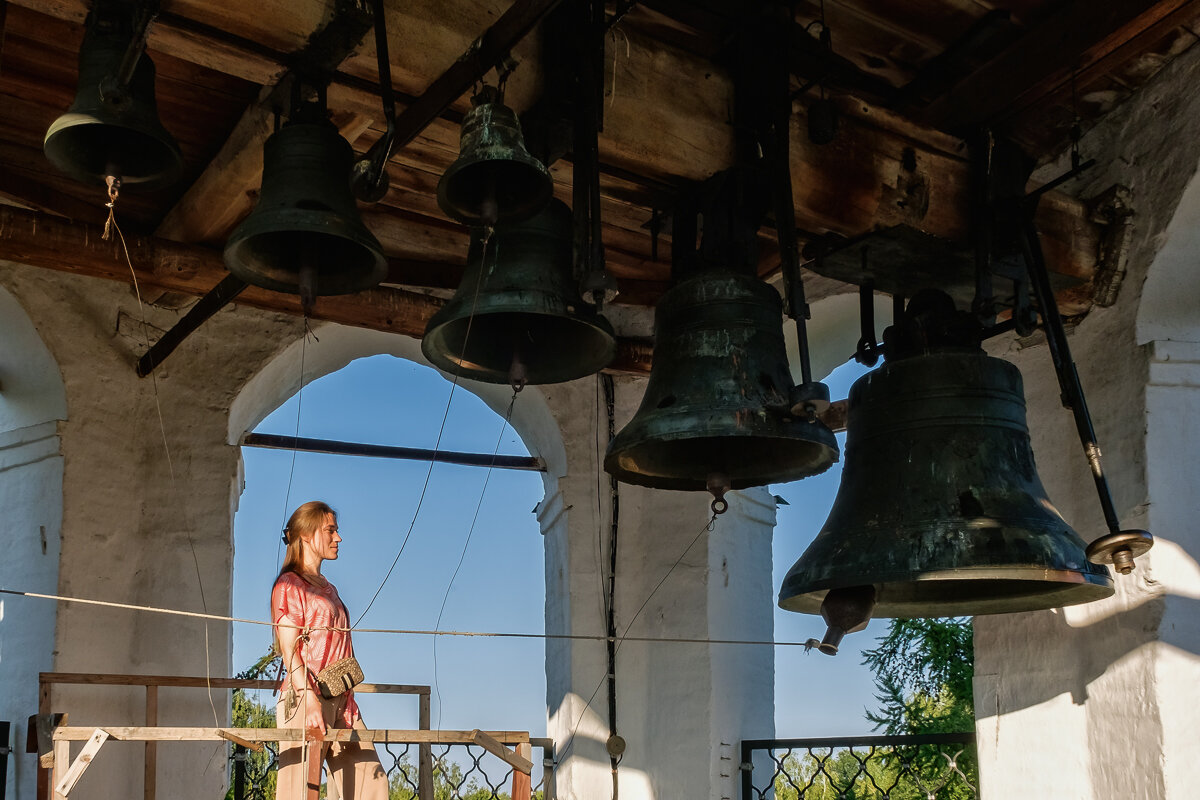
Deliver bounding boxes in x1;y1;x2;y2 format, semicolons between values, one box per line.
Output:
273;501;336;654
279;500;336;579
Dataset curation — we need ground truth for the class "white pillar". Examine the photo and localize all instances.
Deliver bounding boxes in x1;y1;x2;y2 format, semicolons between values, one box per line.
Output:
541;376;776;800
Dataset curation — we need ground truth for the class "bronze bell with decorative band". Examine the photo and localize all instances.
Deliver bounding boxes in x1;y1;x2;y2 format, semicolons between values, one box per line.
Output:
437;86;552;228
422;198;617;386
604;268;839;493
778;291;1113;642
224;118;387;300
44;7;182;189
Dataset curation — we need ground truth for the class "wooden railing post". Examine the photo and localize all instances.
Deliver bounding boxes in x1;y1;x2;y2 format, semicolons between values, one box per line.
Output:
144;686;157;800
37;677;50;800
417;692;433;800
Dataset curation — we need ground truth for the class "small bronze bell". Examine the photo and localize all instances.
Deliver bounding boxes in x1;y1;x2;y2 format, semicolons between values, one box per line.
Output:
44;12;182;188
422;198;616;386
605;270;839;493
778;330;1113;632
224;120;386;299
437;86;552;227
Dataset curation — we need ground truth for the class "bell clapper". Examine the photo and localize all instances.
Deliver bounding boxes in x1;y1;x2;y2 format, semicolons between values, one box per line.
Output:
707;473;731;515
509;349;528;394
816;585;877;656
298;259;317;317
102;173;122;240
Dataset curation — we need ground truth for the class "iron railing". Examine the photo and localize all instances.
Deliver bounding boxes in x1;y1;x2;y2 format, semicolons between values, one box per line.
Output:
232;739;555;799
741;732;978;799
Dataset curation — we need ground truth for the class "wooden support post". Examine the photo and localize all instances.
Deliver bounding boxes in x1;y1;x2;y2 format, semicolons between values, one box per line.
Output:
144;686;157;800
54;729;109;797
510;742;532;800
305;739;323;800
37;680;50;800
51;740;69;800
417;693;433;800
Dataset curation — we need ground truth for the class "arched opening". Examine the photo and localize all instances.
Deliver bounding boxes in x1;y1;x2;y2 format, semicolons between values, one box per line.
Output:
0;285;67;800
227;325;564;789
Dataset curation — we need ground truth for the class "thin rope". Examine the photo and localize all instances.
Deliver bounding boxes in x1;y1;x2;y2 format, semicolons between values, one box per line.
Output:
276;317;314;571
432;389;519;730
352;226;495;627
0;585;818;648
102;182;220;730
556;511;717;763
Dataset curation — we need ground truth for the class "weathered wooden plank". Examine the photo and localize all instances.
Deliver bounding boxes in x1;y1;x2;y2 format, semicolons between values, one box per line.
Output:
922;0;1198;130
469;729;534;775
52;727;532;745
54;728;108;797
40;672;429;694
4;0;1104;284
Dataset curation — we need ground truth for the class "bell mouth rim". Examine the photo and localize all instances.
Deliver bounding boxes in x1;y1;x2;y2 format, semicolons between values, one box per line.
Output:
421;315;618;386
43;112;184;188
779;566;1115;618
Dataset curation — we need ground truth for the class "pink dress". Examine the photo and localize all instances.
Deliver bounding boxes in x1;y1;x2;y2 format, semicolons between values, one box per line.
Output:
271;571;360;727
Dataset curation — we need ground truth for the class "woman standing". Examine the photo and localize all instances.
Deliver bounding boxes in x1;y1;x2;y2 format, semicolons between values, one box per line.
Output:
272;500;387;799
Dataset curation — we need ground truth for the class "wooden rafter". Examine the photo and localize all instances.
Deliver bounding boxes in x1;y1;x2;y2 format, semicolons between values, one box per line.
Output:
0;205;654;373
4;0;1110;299
920;0;1200;132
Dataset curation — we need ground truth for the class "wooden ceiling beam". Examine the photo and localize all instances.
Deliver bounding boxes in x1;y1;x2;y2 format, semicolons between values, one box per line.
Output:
6;0;1105;287
0;205;653;373
920;0;1200;132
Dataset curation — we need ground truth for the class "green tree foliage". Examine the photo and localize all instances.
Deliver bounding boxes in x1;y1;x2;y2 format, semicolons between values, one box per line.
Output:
861;618;974;736
225;647;281;800
769;618;979;799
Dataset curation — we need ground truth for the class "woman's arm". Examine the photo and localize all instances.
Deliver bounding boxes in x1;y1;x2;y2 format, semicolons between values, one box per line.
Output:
273;578;326;736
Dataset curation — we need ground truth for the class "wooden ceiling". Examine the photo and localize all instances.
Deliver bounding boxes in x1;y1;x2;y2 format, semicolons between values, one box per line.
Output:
0;0;1196;368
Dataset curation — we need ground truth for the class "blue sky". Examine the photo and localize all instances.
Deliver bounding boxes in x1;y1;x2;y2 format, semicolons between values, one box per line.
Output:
230;354;883;740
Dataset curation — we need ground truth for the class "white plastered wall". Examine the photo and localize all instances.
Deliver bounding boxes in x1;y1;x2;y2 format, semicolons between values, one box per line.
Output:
0;262;304;800
973;43;1200;799
0;284;67;800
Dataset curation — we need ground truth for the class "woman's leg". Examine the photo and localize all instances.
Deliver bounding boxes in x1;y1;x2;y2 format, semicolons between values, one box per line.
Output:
275;694;324;800
325;715;389;800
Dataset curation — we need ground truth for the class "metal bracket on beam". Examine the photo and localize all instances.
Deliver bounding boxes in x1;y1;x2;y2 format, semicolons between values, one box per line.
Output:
135;274;248;377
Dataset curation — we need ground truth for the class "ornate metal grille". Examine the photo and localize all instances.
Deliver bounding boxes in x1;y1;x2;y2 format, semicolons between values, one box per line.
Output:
231;740;553;800
741;733;978;800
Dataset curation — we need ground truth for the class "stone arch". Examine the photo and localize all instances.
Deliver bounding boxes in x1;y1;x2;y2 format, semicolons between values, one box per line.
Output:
228;324;568;481
0;285;67;800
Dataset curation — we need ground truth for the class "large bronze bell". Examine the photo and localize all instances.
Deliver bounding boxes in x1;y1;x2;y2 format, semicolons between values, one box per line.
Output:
778;343;1114;638
224;120;386;298
437;86;552;227
44;15;182;188
422;198;616;386
605;270;839;493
